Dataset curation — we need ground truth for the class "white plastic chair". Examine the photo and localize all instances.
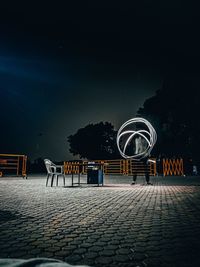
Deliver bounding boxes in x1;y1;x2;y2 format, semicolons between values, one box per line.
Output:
44;159;65;187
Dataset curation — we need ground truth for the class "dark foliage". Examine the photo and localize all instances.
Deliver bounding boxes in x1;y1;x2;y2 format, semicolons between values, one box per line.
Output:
68;122;120;160
137;73;200;163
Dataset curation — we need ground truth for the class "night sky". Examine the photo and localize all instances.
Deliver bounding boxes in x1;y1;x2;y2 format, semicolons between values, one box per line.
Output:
0;1;199;161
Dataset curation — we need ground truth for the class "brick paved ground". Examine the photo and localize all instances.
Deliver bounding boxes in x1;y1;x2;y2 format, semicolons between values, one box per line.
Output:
1;174;200;267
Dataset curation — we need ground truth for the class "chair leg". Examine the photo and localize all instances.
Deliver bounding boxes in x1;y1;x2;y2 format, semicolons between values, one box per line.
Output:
46;174;50;186
63;175;65;187
56;175;59;186
51;174;55;187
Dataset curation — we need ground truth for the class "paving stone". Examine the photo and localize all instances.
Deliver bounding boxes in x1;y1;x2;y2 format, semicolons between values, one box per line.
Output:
73;248;87;255
9;251;27;258
77;243;91;250
112;254;130;263
109;240;121;245
76;259;94;267
99;249;115;256
83;252;98;259
94;241;107;246
116;248;131;255
64;254;82;263
69;240;83;246
95;256;113;264
54;250;71;257
1;175;200;267
133;252;146;261
88;245;104;252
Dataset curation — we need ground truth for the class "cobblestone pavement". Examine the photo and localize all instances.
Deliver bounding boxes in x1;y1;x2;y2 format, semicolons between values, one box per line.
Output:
1;175;200;267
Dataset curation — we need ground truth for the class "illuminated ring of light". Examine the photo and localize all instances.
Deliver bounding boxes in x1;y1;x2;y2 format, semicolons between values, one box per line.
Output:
117;117;157;159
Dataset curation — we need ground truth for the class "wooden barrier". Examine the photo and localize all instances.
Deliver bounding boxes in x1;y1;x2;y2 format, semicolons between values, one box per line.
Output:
64;159;157;176
64;161;81;174
130;159;157;176
0;154;27;178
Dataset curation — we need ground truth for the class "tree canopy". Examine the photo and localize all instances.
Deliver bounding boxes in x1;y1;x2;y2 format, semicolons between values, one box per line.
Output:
137;73;200;162
68;122;119;160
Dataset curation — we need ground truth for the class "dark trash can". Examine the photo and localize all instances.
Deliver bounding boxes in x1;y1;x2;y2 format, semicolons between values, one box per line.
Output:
87;163;104;185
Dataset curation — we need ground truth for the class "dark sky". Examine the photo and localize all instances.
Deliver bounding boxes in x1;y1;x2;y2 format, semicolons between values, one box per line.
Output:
0;1;199;161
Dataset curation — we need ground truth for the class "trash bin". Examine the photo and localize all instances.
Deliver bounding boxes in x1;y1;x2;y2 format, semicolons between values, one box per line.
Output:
87;162;104;185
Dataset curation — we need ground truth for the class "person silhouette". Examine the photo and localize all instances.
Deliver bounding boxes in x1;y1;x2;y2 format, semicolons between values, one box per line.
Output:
132;135;153;185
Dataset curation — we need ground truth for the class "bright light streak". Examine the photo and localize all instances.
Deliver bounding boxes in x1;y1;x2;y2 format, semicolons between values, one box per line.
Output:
117;117;157;160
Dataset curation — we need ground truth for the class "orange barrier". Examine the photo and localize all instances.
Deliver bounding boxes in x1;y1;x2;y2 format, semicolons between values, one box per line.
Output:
130;159;157;176
64;161;81;174
64;159;157;176
80;160;125;175
162;158;184;176
0;154;27;178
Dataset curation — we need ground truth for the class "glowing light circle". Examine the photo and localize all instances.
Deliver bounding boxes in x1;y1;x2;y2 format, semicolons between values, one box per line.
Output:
117;117;157;159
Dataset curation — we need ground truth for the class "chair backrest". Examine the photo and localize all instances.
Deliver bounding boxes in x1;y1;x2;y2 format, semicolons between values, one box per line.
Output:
44;159;54;174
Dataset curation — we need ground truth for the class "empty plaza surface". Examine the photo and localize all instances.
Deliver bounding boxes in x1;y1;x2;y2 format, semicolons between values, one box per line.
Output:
0;175;200;267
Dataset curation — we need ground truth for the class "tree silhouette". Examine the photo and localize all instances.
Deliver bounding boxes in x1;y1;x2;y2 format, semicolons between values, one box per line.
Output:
68;122;120;160
137;73;200;162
